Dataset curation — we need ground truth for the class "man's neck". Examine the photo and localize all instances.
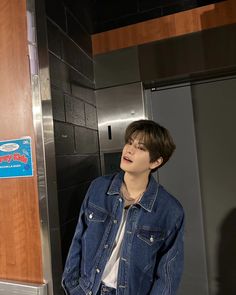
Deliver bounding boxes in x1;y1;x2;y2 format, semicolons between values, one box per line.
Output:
123;172;149;201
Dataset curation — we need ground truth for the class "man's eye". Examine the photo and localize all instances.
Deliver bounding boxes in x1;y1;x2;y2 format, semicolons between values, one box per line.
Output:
138;146;145;151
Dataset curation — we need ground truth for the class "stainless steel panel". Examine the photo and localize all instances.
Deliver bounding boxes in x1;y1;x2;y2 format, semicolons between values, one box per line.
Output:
94;47;140;89
96;82;146;153
30;0;64;294
0;280;47;295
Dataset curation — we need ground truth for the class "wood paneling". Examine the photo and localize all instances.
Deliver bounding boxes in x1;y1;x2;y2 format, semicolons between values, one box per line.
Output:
92;0;236;55
0;0;43;283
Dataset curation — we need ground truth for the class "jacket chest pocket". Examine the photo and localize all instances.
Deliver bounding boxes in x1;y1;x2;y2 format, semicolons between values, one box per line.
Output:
85;203;108;223
137;228;165;246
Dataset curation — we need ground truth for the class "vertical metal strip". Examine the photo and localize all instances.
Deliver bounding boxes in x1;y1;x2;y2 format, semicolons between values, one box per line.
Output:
26;0;63;294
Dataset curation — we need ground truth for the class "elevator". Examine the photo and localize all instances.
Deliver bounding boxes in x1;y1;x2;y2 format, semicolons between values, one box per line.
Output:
95;76;236;295
1;1;236;295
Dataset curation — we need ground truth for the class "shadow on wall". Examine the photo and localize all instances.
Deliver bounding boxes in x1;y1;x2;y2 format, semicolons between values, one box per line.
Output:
217;208;236;295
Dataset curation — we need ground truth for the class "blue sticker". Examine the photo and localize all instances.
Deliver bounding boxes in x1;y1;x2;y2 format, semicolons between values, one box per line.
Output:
0;137;33;178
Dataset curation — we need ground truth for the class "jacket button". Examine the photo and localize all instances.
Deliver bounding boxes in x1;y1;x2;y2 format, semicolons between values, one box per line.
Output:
113;220;118;224
119;198;122;202
96;268;100;273
89;213;93;219
104;244;108;248
88;291;92;295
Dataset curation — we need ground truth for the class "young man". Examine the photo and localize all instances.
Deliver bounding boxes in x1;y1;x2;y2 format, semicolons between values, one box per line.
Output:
62;120;185;295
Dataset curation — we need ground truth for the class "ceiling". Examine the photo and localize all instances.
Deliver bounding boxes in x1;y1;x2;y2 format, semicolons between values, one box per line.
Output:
63;0;225;34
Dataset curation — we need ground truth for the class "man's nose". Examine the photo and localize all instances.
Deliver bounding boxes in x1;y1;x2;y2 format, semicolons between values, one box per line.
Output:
127;144;135;154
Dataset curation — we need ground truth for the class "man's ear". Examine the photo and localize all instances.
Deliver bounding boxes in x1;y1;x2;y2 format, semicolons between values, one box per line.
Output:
150;157;163;170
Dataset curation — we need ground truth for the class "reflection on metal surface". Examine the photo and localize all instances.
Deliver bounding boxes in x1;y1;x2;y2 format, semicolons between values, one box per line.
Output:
0;280;47;295
98;117;142;127
96;82;146;174
27;0;63;295
96;82;146;153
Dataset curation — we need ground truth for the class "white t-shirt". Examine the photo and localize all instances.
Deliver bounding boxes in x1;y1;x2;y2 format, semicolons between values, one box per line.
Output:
101;208;128;288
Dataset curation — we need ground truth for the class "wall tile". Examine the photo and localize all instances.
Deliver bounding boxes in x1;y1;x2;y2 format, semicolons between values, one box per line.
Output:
62;35;83;70
54;122;75;155
75;127;99;154
71;85;95;105
65;95;85;126
47;0;97;274
66;10;92;56
85;103;97;130
80;55;94;81
47;20;62;58
58;181;90;226
56;154;101;189
49;54;70;93
51;87;65;122
62;35;94;80
69;66;94;89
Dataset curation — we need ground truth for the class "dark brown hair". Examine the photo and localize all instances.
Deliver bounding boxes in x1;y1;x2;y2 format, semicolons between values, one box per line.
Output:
125;119;176;170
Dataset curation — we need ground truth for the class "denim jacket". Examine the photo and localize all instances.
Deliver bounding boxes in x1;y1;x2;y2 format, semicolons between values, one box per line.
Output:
62;171;184;295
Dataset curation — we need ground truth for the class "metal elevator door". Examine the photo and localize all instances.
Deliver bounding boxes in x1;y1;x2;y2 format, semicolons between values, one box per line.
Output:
146;84;209;295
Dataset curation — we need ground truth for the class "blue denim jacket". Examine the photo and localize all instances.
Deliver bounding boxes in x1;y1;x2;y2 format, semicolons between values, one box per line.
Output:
62;171;184;295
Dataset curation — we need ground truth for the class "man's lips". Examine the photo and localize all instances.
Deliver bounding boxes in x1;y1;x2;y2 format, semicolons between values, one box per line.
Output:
123;155;133;163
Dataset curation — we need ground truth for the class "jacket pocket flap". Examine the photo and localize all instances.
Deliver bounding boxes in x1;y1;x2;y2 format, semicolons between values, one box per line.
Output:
137;228;165;245
85;203;108;222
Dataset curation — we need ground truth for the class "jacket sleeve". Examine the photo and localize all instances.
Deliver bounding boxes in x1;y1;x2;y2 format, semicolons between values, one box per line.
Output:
61;181;95;295
149;212;185;295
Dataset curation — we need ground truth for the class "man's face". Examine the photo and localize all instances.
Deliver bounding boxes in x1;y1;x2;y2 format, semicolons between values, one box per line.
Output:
120;134;157;176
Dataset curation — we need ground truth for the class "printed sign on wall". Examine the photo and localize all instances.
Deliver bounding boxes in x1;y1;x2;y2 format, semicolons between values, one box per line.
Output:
0;137;33;178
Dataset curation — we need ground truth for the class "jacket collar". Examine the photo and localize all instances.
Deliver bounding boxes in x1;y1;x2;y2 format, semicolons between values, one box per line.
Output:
107;171;159;212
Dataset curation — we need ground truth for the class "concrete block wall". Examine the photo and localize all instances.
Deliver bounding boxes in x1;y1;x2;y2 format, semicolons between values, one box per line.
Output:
45;0;101;265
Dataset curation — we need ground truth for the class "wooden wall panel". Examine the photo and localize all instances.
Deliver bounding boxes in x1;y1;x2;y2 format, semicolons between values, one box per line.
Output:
0;0;43;283
92;0;236;55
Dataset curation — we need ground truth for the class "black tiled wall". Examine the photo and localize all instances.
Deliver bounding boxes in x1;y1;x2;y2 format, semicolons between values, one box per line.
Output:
46;0;101;266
